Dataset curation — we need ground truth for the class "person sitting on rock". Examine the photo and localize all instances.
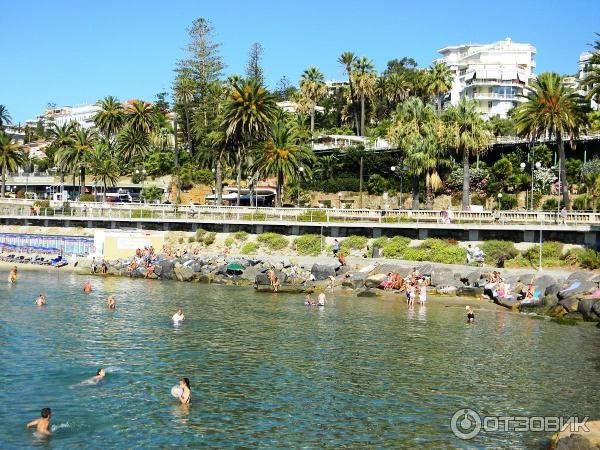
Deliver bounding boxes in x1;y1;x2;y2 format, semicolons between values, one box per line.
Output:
267;267;276;287
338;252;347;267
145;263;155;278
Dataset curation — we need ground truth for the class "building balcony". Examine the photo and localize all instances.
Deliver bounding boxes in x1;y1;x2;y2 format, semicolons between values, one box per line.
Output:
464;79;525;87
464;93;520;101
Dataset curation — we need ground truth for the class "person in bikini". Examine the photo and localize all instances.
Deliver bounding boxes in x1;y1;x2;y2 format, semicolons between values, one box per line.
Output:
26;407;52;436
107;295;116;309
35;293;46;306
178;378;191;405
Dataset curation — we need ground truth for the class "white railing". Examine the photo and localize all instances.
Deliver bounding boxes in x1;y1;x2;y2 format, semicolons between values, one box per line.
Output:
0;200;599;226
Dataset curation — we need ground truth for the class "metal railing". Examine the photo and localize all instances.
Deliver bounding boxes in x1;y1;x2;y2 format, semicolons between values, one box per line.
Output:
1;200;599;226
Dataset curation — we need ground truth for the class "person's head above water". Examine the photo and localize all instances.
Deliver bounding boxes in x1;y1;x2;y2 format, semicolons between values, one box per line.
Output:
177;309;183;315
180;377;190;389
96;368;105;378
41;408;51;418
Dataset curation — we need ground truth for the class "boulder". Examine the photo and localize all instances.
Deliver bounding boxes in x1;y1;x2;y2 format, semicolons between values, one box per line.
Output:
160;260;175;280
555;434;597;450
281;257;291;268
356;288;380;298
593;301;600;317
578;299;600;321
458;286;483;298
310;264;336;281
430;268;455;287
532;275;557;296
465;269;484;286
558;297;580;312
548;304;568;317
255;273;270;286
518;273;537;284
375;263;409;277
566;271;596;284
341;272;367;289
543;294;559;308
495;297;521;310
416;263;433;276
174;265;195;282
558;281;596;300
545;283;562;297
240;266;260;282
436;286;458;296
364;273;387;288
550;420;600;450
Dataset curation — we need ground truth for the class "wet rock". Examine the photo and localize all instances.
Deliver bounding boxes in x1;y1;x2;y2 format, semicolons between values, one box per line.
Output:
458;286;483;298
430;268;455;287
496;297;521;310
558;281;596;300
548;304;568;317
174;265;195;282
341;272;367;289
356;288;380;297
255;273;270;286
558;297;580;312
578;299;600;321
240;266;260;282
564;311;584;321
545;283;562;297
543;295;559;308
161;260;175;280
310;264;336;281
436;286;458;296
364;273;387;288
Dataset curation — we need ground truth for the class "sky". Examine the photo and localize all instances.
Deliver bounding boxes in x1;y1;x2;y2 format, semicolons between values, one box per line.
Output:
1;0;599;123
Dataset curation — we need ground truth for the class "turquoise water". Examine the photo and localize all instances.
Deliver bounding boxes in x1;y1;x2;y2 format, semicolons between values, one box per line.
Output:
1;272;599;449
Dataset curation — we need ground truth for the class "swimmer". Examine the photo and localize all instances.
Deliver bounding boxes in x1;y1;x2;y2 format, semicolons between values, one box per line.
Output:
178;377;191;405
79;368;106;386
8;266;17;283
304;293;315;306
466;305;475;323
107;295;116;309
35;293;46;307
328;275;335;290
317;291;326;307
172;309;185;323
83;281;92;293
26;407;52;436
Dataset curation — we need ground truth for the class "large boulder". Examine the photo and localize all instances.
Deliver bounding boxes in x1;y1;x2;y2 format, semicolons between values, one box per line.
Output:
550;420;600;449
341;272;367;289
436;286;458;296
364;273;387;288
255;273;270;286
375;263;409;277
240;266;260;283
416;263;433;276
544;294;559;308
356;287;380;297
174;265;195;282
558;297;580;312
430;268;455;287
578;299;600;321
160;260;175;280
548;304;568;317
464;269;484;286
311;264;336;281
495;297;521;310
545;283;562;297
566;271;596;284
558;281;596;300
458;286;483;298
532;275;557;296
555;433;597;450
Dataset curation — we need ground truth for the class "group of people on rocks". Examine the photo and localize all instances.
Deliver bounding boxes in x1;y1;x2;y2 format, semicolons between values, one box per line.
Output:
484;271;540;304
379;267;429;306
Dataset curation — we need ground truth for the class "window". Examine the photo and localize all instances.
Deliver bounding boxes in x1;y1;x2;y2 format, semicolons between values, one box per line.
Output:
488;101;493;109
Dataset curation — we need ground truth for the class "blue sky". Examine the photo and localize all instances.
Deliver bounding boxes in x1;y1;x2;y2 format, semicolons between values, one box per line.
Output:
1;0;599;123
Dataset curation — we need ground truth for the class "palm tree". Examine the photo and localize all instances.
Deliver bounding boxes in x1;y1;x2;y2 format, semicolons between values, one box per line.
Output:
93;96;124;146
583;34;600;107
252;119;314;207
299;67;327;134
0;132;25;197
338;52;359;134
353;57;376;136
428;62;454;114
174;75;196;152
513;72;588;208
88;142;120;201
48;122;77;187
386;73;410;109
125;100;155;133
222;78;278;205
0;105;12;130
117;125;151;162
315;154;341;180
443;98;493;210
55;128;97;197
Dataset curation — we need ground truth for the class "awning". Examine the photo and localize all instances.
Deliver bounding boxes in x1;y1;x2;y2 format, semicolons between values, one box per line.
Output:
487;69;501;79
517;72;526;82
502;71;517;80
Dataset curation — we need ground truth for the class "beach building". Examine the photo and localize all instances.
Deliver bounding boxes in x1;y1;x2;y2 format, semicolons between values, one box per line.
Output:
435;38;537;119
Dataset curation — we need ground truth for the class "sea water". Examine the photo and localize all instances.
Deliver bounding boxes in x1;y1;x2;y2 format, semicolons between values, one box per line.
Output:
0;271;599;448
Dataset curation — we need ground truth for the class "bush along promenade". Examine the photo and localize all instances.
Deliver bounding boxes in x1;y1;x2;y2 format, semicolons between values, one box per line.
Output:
72;230;600;327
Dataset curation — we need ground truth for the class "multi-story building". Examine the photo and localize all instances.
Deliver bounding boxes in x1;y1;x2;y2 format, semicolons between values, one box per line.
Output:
47;104;101;129
435;38;537;119
578;52;599;110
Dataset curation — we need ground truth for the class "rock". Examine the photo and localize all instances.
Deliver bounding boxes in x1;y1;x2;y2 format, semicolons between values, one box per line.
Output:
174;265;195;282
518;273;537;284
558;281;596;300
310;264;336;281
430;268;455;287
436;286;458;296
160;260;175;280
356;288;380;297
371;246;384;258
578;299;600;321
375;263;409;277
548;304;568;317
465;269;484;286
240;266;260;282
593;301;600;317
496;297;521;310
416;263;433;276
341;272;367;289
458;286;483;298
558;297;580;312
543;294;559;308
532;275;556;295
545;283;562;297
364;273;387;288
146;272;158;280
565;311;585;321
281;257;291;268
566;271;596;284
255;273;270;286
551;420;600;450
555;433;597;450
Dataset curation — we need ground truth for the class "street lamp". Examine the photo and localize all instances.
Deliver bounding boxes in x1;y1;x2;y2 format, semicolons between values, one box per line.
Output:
337;191;342;209
391;166;397;208
497;192;503;209
298;166;304;208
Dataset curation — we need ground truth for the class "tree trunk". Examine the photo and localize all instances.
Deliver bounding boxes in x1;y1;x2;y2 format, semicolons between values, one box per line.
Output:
185;106;193;154
360;93;365;137
80;166;85;197
310;107;315;134
411;174;419;210
1;161;6;198
215;155;223;206
236;147;242;206
102;182;107;202
425;171;433;209
436;96;442;115
277;172;284;207
347;71;360;135
557;134;569;209
462;150;470;210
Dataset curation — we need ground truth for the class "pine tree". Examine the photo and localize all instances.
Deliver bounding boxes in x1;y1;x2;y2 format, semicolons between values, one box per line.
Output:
245;42;264;85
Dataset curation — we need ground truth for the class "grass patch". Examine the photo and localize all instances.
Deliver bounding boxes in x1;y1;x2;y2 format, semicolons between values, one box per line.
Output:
297;210;327;222
195;228;206;239
295;234;323;256
551;317;578;326
257;232;288;251
397;238;466;264
480;240;518;265
203;232;216;246
341;235;368;251
242;213;266;221
224;237;234;247
233;231;248;241
241;242;259;255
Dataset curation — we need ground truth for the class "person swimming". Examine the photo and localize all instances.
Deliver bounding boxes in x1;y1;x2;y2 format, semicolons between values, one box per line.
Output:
178;377;191;405
27;407;52;436
317;291;326;307
107;295;116;309
83;282;92;293
8;266;17;284
304;293;315;306
35;293;46;307
172;309;185;323
466;305;475;323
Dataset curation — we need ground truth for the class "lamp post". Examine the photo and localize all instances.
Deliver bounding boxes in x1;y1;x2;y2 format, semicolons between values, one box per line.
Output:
298;166;304;208
391;166;397;208
497;192;503;210
337;191;342;209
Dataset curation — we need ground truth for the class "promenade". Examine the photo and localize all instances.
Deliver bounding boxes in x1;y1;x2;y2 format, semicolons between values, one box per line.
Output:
0;200;598;246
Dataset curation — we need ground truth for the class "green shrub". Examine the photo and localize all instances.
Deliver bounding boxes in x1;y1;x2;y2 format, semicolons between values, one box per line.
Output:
396;238;465;264
257;232;288;250
429;244;467;264
480;240;519;264
241;242;259;254
561;248;585;266
188;236;196;243
498;194;518;210
178;237;184;244
203;232;216;246
295;234;323;256
233;231;248;241
578;249;600;269
341;235;368;251
523;241;564;261
224;237;234;247
542;198;558;211
195;228;206;239
79;193;96;202
367;174;388;195
399;247;428;261
572;194;592;211
382;236;411;258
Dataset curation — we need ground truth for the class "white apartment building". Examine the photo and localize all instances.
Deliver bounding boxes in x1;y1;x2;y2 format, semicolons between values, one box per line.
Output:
49;104;101;129
435;38;537;119
578;52;599;110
